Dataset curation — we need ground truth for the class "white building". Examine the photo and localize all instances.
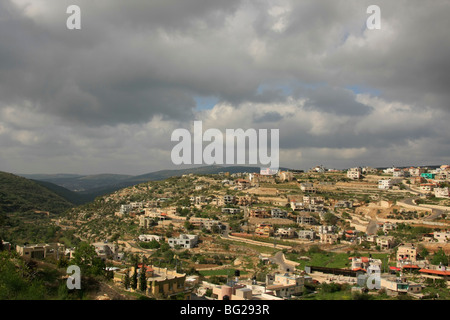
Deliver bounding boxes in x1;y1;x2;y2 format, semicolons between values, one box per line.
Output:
130;202;144;210
434;231;450;243
168;234;198;249
378;179;398;190
383;167;397;174
275;228;296;238
362;167;377;174
300;183;316;193
266;273;305;298
290;200;303;211
347;167;362;180
420;183;437;193
120;204;132;215
393;169;409;178
408;167;425;177
298;230;316;240
278;171;294;182
221;207;242;214
434;187;450;198
138;235;161;242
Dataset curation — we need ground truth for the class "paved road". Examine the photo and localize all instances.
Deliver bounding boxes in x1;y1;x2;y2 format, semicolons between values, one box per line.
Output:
398;184;446;220
401;196;444;221
270;251;298;272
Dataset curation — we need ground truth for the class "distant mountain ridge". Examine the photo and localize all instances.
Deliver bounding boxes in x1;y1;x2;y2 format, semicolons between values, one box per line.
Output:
0;171;74;215
18;165;291;201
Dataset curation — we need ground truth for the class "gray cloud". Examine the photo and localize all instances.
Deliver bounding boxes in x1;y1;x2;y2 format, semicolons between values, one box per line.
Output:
302;86;373;116
0;0;449;173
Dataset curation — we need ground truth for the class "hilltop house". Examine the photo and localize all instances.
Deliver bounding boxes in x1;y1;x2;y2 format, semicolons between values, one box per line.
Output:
347;167;362;180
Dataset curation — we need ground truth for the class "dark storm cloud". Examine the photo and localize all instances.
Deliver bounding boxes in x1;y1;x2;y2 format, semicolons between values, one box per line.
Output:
0;0;245;126
324;0;450;112
1;0;450;174
302;86;373;116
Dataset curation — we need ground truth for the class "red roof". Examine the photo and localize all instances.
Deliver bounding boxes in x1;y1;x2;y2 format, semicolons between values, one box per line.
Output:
402;264;420;269
419;269;450;276
137;264;154;272
348;257;369;263
389;266;401;271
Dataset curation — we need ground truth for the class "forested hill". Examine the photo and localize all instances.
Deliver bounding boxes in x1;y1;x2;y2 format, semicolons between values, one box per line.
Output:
0;171;74;215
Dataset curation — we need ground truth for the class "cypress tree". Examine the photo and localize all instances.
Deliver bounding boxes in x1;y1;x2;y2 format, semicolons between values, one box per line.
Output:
139;264;147;293
131;262;138;290
124;268;130;289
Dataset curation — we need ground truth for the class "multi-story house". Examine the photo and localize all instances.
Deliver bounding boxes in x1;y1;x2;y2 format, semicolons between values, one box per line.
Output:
223;195;237;205
168;234;198;249
300;183;316;193
271;208;288;219
254;223;274;237
297;212;317;225
249;208;270;219
275;228;296;238
433;231;450;243
408;167;425;177
93;241;120;261
221;207;242;214
298;230;316;240
265;273;305;298
396;243;418;266
290;199;303;211
376;236;395;250
347;167;362;180
190;217;224;231
378;179;399;190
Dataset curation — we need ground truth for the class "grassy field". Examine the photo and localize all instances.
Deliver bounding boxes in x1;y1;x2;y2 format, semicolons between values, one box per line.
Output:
217;238;279;255
290;252;352;270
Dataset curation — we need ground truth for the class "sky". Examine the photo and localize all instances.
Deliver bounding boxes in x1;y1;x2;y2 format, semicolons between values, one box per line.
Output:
0;0;450;175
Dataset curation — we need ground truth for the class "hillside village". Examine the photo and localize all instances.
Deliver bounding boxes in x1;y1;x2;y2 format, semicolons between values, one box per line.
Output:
3;164;450;300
